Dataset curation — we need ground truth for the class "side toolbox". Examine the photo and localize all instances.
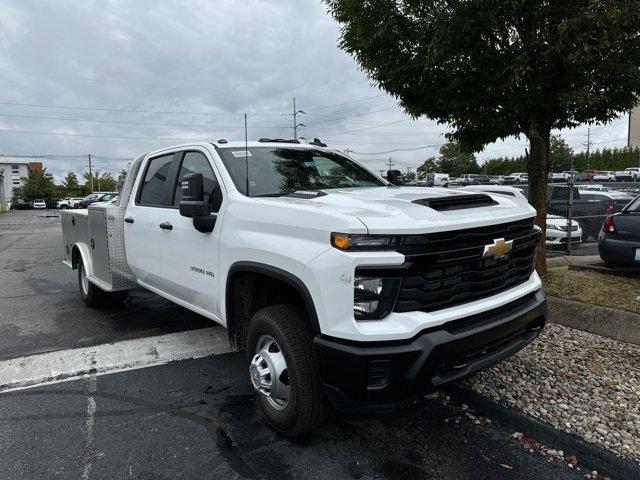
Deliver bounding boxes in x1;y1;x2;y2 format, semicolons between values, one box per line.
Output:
61;209;89;268
61;204;137;292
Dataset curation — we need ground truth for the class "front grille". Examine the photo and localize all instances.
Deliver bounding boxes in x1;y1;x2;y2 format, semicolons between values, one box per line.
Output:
393;218;538;313
558;224;578;232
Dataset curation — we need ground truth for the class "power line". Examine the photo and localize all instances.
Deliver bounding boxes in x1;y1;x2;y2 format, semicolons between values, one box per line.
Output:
0;127;204;141
320;118;423;137
0;112;288;129
0;110;442;134
0;101;288;116
1;69;193;91
349;143;446;155
0;153;129;159
303;107;398;125
304;94;386;112
292;79;376;100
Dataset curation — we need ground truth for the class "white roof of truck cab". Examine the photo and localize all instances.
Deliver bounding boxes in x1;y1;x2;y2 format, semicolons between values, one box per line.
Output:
211;140;329;149
142;140;332;160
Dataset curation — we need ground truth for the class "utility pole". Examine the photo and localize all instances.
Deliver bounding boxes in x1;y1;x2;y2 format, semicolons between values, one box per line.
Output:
0;168;5;213
87;153;93;193
584;127;593;170
292;98;305;140
566;155;575;256
386;157;395;170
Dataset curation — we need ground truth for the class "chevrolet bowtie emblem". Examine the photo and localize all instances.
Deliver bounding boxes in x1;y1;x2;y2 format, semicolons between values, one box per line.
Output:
482;238;513;259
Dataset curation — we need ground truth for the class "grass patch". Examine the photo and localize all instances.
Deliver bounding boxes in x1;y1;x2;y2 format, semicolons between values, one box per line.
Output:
543;267;640;314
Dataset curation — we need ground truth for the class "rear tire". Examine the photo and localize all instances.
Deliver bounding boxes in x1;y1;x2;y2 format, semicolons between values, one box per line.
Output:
246;305;329;437
78;258;105;307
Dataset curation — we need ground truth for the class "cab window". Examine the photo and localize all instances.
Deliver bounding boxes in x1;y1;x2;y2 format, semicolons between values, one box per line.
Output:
138;154;175;206
172;151;222;212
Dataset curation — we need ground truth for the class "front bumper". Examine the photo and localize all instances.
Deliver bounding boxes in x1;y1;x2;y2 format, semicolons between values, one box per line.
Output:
546;229;581;246
313;290;546;412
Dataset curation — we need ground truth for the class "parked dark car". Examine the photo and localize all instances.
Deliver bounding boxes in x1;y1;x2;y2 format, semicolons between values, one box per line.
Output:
517;185;612;241
11;198;31;210
76;192;117;208
579;190;633;214
599;196;640;267
46;198;60;209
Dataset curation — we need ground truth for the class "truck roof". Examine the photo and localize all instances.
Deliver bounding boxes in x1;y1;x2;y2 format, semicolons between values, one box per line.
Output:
142;140;333;160
211;140;330;150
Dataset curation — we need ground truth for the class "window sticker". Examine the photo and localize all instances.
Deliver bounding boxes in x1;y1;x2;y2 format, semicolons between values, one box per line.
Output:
232;151;252;158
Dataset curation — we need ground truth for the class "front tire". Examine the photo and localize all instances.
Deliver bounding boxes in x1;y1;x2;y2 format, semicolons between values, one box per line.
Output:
246;305;329;437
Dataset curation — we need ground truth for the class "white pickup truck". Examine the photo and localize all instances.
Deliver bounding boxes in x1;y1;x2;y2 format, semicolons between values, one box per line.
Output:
614;167;640;182
61;139;546;436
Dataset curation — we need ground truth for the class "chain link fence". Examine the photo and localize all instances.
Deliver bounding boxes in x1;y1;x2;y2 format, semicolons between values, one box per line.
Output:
535;182;637;256
456;180;639;257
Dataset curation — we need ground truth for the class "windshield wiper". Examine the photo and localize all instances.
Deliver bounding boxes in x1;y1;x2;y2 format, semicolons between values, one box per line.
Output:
251;193;287;198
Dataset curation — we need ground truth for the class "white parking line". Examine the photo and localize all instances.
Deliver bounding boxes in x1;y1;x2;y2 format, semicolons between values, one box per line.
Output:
0;327;233;393
82;373;97;480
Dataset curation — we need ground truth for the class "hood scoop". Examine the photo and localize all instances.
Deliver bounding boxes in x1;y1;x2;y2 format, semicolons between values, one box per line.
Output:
412;193;498;212
286;190;328;199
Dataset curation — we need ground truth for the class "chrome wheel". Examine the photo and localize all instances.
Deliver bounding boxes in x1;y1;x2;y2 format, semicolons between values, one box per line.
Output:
80;264;89;296
249;335;290;411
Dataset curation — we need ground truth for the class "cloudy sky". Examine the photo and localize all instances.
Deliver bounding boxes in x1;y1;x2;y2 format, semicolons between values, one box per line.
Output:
0;0;631;182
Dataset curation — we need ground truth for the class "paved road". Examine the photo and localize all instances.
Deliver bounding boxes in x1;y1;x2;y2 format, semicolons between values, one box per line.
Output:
0;209;606;479
1;356;588;480
0;210;210;360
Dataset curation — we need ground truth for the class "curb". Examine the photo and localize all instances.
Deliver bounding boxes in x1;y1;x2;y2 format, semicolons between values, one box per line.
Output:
546;256;569;269
454;387;640;480
569;262;640;278
548;296;640;345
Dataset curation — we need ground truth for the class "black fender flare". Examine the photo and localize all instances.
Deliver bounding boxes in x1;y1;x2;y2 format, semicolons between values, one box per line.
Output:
225;261;320;334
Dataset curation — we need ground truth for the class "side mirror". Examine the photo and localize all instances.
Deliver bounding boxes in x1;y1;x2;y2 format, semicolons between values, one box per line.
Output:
387;169;403;186
179;173;211;218
179;173;216;233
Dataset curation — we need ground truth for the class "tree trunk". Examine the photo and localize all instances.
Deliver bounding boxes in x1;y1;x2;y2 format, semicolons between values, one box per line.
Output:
527;125;551;276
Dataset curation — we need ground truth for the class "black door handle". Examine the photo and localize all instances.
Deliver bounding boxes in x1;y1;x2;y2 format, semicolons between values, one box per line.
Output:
159;222;173;230
124;217;134;224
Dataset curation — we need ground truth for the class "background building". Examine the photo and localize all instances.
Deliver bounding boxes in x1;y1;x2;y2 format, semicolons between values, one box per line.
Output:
0;158;41;211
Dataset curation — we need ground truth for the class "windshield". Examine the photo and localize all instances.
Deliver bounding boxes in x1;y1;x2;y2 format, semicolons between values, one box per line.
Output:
625;196;640;212
218;147;385;197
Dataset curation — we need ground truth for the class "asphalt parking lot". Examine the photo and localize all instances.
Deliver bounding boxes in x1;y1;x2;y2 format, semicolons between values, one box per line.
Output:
0;209;619;479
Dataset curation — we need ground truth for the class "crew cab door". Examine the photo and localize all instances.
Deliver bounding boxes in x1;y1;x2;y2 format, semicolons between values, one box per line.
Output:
153;150;225;317
124;153;178;290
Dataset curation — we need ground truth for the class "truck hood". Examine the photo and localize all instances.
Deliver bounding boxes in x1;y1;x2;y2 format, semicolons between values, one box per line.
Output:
271;186;535;234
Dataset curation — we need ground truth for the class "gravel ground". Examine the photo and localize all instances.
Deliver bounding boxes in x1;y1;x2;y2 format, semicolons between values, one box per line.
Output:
467;323;640;465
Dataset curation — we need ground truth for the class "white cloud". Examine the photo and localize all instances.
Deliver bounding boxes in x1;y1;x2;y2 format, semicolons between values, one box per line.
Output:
0;0;629;179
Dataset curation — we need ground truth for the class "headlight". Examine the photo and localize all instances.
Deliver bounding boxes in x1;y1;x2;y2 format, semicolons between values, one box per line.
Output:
331;233;401;251
354;276;401;320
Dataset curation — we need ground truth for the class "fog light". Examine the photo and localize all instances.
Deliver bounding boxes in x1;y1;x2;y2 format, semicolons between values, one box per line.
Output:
354;276;401;320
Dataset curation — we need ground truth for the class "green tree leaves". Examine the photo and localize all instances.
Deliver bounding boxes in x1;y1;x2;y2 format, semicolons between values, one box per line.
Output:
61;172;81;194
83;170;117;192
325;0;640;273
13;168;55;201
416;143;480;178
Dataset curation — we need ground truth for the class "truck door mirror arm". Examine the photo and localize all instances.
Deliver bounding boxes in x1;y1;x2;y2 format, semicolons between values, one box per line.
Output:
178;172;216;233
